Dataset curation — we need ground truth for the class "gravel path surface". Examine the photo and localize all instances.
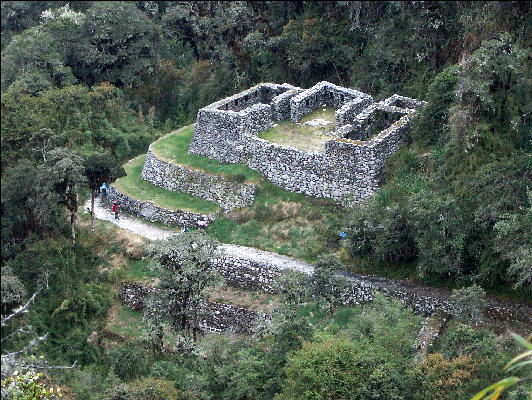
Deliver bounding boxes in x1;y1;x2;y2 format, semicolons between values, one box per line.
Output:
219;244;314;275
85;198;179;241
88;196;531;328
87;197;314;273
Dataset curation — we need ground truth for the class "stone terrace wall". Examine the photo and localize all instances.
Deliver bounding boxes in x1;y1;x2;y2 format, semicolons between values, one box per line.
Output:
189;82;421;203
245;136;378;202
141;146;255;212
290;81;372;122
106;185;218;227
335;97;374;126
188;82;301;164
120;282;269;335
119;245;531;335
210;252;283;293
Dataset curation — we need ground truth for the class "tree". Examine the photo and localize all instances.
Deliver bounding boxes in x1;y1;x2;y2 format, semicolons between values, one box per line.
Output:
30;128;56;162
471;334;532;400
83;153;125;234
311;254;346;314
280;331;410;400
450;285;488;326
271;270;313;362
443;33;530;188
494;190;532;289
1;160;60;255
83;2;157;88
1;26;76;94
410;191;468;281
143;232;222;346
412;353;476;400
1;266;25;316
1;290;76;379
40;148;86;245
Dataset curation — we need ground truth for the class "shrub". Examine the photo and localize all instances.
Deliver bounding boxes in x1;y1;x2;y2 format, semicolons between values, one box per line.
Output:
1;266;26;315
233;173;246;183
109;342;150;381
450;284;488;326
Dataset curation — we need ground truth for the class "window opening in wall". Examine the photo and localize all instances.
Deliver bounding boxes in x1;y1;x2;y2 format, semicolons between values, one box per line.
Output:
305;99;309;106
244;95;248;101
225;104;228;110
235;99;238;106
255;91;258;97
340;94;344;102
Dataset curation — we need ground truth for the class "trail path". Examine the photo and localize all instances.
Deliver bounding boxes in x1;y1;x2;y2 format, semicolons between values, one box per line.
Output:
87;197;532;329
86;198;313;273
85;198;178;241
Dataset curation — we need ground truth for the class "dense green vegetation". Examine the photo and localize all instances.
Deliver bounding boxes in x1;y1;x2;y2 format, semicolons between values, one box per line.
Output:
1;1;531;399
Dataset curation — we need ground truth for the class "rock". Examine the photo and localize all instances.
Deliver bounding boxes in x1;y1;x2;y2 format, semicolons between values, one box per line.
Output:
87;331;99;348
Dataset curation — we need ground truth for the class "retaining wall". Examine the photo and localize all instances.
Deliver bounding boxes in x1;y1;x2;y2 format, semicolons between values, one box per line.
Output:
141;146;255;212
188;81;423;204
120;282;269;335
106;185;218;228
290;81;372;122
119;243;530;335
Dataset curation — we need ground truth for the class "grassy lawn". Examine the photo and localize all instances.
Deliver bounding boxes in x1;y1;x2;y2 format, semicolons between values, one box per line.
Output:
113;154;220;214
207;181;344;262
151;124;262;183
258;107;336;153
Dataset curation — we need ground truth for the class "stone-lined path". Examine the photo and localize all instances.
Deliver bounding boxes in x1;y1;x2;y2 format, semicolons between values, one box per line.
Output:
86;197;314;273
85;198;179;241
88;197;532;330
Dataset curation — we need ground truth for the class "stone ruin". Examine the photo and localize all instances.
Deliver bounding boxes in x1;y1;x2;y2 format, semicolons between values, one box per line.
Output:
188;81;426;203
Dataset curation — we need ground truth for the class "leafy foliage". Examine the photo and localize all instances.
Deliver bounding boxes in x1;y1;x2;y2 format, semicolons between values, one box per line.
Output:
451;285;488;325
143;232;222;346
1;371;62;399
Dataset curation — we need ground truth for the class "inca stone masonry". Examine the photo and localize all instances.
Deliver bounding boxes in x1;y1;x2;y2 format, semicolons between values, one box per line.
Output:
187;81;426;204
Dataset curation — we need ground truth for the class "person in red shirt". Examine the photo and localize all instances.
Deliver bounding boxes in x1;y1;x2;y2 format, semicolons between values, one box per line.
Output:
112;201;120;220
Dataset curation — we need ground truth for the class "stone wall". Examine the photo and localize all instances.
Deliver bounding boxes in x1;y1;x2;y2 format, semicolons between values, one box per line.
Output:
290;81;372;122
141;146;255;212
381;93;427;110
188;81;422;204
106;185;218;228
188;82;300;163
119;243;531;336
119;282;269;335
335;96;374;126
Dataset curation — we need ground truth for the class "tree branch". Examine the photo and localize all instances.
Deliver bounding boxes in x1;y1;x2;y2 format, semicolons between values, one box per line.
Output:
1;292;39;327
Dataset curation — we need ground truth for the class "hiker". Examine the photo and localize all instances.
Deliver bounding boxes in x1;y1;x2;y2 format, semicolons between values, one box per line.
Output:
112;201;120;220
100;182;107;197
197;220;207;230
181;226;190;234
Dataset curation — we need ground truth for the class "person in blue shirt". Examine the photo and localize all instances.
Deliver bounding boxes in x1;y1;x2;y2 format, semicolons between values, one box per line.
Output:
100;182;107;197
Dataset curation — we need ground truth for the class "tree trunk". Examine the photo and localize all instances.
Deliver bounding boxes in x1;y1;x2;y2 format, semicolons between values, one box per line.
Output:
71;212;77;246
91;191;95;235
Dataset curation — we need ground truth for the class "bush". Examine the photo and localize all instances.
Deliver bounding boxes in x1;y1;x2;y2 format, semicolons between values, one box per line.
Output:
109;342;150;381
1;266;26;315
128;377;195;400
233;173;246;183
450;285;488;326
